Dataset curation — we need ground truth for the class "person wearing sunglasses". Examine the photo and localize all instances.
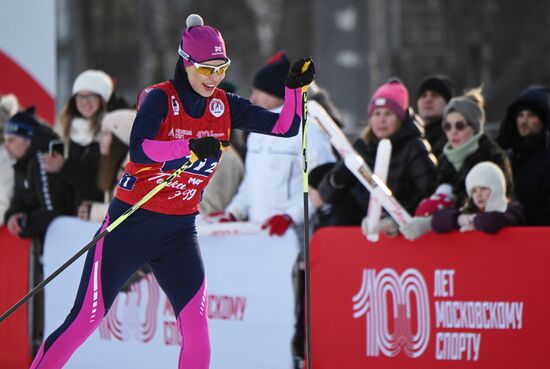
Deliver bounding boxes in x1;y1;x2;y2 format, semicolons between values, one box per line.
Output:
400;88;514;241
31;13;315;369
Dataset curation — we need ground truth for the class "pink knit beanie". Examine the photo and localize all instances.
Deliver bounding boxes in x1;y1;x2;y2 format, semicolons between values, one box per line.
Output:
368;80;409;121
179;14;227;67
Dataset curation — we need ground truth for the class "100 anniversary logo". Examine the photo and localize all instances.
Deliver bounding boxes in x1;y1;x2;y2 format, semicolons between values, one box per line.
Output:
353;268;524;361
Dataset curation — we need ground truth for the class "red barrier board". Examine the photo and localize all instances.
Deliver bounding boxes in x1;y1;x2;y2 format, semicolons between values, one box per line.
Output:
0;227;31;368
310;227;550;369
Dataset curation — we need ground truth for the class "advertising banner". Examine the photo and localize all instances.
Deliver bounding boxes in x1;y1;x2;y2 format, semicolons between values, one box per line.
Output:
0;227;31;369
310;227;550;369
43;216;299;369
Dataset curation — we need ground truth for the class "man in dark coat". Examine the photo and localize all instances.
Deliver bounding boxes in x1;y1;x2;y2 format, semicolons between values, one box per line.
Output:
496;86;550;225
3;108;74;355
4;108;74;240
416;75;454;157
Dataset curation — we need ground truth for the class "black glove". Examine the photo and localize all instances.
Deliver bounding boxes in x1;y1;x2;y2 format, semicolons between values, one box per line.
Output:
285;57;315;89
189;137;220;160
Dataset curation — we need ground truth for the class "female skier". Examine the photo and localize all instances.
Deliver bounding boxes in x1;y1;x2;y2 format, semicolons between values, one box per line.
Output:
30;14;314;369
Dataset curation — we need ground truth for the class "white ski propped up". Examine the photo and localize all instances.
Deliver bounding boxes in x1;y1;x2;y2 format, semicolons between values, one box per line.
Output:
307;102;412;227
365;139;392;241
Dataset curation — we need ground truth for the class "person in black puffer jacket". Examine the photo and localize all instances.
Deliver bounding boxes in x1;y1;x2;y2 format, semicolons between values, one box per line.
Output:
496;85;550;226
318;79;437;230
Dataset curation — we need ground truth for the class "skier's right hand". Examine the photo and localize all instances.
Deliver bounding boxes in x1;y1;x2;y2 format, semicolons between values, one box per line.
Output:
189;136;220;161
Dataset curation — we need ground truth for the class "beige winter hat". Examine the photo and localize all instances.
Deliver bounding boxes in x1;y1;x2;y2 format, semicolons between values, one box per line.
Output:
101;109;136;145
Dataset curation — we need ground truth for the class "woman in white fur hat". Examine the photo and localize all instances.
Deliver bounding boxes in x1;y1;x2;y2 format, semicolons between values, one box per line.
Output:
42;69;115;211
432;161;524;234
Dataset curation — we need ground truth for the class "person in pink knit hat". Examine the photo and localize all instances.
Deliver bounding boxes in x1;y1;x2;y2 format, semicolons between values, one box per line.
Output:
317;78;437;235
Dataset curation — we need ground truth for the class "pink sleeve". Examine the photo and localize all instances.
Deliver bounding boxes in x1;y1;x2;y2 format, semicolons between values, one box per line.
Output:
142;138;191;162
271;87;303;134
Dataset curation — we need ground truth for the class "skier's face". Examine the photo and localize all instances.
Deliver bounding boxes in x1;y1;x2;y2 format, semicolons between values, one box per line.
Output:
186;59;227;97
443;112;475;149
471;186;491;211
370;108;401;139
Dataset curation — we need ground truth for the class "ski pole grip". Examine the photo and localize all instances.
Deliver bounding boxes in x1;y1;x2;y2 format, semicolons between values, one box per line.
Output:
301;60;311;74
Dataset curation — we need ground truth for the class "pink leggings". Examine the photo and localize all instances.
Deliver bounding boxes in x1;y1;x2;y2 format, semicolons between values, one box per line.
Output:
30;199;210;368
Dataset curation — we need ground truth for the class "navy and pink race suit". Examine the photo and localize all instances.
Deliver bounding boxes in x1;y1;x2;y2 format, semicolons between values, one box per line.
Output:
30;75;304;369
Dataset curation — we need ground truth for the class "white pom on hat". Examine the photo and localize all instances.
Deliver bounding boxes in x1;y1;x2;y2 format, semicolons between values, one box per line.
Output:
186;14;204;28
72;69;114;102
100;109;136;145
0;94;19;117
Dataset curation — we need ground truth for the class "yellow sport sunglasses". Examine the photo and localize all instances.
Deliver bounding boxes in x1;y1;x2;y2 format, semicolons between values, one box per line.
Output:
178;46;231;76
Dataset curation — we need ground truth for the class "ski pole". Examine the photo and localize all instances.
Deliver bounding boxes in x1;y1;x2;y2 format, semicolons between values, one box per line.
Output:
300;60;314;369
0;141;229;323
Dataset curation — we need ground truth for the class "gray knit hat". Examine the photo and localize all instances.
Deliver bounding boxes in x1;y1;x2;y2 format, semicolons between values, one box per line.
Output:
443;97;485;133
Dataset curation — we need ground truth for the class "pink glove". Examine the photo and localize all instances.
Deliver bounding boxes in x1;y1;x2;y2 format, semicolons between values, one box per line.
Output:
415;193;455;217
261;214;294;236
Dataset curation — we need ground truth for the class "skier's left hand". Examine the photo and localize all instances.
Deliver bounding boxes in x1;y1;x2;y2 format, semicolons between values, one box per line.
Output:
285;57;315;89
262;214;294;236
